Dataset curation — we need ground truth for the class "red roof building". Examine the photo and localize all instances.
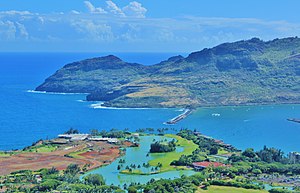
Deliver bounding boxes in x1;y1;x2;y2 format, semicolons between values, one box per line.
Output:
192;161;227;171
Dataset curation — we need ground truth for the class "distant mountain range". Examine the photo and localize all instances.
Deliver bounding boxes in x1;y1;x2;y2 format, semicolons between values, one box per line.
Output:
36;37;300;108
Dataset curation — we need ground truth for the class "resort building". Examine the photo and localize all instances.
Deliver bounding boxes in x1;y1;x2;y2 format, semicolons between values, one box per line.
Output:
88;137;119;143
132;133;139;137
88;137;111;141
192;161;227;171
58;134;90;141
108;138;119;144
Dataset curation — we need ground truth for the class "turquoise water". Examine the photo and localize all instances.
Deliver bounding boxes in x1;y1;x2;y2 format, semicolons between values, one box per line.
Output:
84;135;196;186
180;105;300;152
0;53;299;154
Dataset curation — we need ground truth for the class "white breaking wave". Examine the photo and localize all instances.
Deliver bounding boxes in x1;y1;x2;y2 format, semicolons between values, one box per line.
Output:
26;90;88;95
176;108;185;112
90;102;151;110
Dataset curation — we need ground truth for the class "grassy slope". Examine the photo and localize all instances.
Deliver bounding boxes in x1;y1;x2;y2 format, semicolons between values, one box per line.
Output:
0;145;57;157
24;144;57;153
0;152;12;157
67;149;88;159
148;134;198;172
197;186;268;193
36;37;300;108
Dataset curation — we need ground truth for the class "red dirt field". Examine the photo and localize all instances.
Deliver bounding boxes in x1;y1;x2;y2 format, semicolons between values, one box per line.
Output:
0;141;123;175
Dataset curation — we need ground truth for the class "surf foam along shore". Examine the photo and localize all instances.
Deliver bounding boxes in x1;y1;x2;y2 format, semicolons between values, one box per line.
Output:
90;102;152;110
27;90;89;95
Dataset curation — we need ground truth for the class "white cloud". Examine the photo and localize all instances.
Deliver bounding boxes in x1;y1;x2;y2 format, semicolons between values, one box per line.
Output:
0;10;32;16
16;22;29;39
0;5;300;51
106;1;125;17
71;19;114;41
84;1;106;14
83;1;147;18
38;16;45;24
123;1;147;18
70;10;80;15
0;21;16;40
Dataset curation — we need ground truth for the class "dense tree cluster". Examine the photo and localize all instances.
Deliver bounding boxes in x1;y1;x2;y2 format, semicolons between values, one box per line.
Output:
171;149;207;166
91;129;127;138
237;147;287;163
3;165;124;193
177;129;237;153
64;128;79;134
130;174;205;193
149;140;176;153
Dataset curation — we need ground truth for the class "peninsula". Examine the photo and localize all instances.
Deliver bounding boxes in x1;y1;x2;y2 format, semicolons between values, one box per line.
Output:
36;37;300;108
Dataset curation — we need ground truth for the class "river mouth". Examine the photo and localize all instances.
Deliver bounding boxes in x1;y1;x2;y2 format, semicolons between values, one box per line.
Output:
82;135;196;186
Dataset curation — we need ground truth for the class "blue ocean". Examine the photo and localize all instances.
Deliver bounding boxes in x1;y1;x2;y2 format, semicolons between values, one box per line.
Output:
0;53;299;153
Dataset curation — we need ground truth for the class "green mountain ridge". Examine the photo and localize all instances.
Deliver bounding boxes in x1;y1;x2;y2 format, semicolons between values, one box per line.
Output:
36;37;300;108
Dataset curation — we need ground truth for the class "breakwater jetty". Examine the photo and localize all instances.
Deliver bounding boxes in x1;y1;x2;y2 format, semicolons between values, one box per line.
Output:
287;118;300;124
165;109;193;125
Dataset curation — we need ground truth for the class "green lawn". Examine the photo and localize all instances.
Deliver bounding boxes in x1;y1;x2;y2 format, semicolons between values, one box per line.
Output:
0;151;12;157
24;144;57;153
67;149;88;159
148;134;198;172
197;186;268;193
217;148;229;155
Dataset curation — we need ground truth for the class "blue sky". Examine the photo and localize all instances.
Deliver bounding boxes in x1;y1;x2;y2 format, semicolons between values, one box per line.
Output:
0;0;299;52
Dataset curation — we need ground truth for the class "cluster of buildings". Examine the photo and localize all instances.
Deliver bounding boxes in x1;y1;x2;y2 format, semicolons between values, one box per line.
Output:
53;134;119;144
88;137;119;143
58;134;90;141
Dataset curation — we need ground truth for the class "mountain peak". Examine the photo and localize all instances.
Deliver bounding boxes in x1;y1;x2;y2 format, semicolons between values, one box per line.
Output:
102;55;123;62
36;37;300;108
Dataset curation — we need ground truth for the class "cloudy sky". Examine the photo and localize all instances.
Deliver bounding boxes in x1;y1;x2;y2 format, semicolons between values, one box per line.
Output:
0;0;300;52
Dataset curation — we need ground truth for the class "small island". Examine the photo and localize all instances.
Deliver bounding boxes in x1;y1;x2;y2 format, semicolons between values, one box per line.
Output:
149;139;176;153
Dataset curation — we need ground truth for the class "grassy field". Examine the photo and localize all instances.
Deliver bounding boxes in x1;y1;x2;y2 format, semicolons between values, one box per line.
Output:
197;186;268;193
148;134;198;172
23;144;57;153
217;148;229;155
67;149;88;159
0;151;13;157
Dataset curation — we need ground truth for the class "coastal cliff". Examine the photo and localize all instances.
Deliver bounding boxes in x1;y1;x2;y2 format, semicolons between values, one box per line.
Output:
36;37;300;108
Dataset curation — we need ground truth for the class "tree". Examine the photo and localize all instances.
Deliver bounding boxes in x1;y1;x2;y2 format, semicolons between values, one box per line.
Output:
38;179;60;191
64;128;79;134
83;174;105;186
91;129;99;136
242;148;257;158
150;141;176;153
252;169;262;176
65;164;80;175
209;146;218;155
48;167;59;175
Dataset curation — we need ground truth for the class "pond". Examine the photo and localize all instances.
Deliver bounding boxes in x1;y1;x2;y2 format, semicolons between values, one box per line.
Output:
83;135;196;186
